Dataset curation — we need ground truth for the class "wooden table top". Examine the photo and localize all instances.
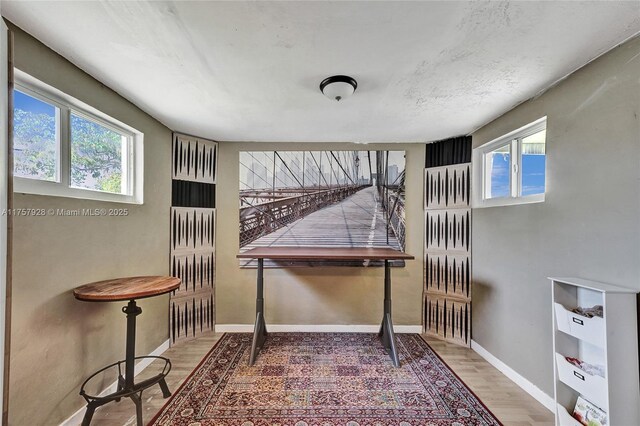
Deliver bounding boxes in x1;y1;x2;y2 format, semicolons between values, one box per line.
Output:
237;247;414;261
73;276;181;302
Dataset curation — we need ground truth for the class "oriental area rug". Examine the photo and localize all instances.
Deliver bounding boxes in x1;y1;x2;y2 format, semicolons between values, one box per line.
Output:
150;333;501;426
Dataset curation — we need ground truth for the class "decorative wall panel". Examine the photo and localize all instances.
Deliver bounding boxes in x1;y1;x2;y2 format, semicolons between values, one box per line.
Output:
171;207;216;253
171;251;215;293
424;294;471;345
170;208;216;344
170;133;217;345
424;210;471;253
424;253;470;300
171;291;215;343
172;133;218;184
424;164;470;210
424;162;471;347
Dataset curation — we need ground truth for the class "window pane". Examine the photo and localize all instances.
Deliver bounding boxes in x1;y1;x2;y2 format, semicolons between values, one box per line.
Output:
13;90;58;181
521;129;546;196
485;144;510;199
71;113;128;194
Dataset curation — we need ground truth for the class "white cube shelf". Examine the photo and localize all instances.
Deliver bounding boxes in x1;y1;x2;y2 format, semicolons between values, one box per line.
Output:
550;277;640;426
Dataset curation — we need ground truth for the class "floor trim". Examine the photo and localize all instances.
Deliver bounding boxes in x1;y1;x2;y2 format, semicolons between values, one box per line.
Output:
471;339;555;412
215;324;422;333
59;339;171;426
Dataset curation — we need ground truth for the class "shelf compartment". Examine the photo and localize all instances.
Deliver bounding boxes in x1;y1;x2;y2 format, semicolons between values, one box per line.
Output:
555;353;607;410
556;403;583;426
554;303;605;348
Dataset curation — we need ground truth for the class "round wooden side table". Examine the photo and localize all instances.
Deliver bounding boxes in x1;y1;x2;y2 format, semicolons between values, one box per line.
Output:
73;276;180;426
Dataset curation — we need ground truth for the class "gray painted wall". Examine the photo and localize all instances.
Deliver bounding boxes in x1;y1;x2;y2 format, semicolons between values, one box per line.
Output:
471;35;640;396
8;25;172;425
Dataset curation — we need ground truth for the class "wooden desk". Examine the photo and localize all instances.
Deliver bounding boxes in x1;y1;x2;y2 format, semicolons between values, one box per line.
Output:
237;247;414;367
74;276;180;426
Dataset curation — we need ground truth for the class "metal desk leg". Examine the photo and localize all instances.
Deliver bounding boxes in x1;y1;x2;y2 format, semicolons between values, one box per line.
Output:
378;260;400;367
249;258;268;365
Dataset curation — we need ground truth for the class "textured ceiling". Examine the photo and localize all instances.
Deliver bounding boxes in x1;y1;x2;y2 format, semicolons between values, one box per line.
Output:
3;1;640;142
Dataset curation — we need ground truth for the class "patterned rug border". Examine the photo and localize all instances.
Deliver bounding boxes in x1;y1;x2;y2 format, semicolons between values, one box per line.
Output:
415;335;502;426
150;332;503;426
148;332;231;425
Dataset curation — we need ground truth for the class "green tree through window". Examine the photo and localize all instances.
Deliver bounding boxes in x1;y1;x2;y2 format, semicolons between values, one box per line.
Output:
13;73;142;204
71;113;124;194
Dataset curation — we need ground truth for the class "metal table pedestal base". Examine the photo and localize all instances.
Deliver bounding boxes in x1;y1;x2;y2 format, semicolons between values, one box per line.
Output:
80;300;172;426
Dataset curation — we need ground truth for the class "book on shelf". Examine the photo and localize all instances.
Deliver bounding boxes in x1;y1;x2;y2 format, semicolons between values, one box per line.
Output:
573;396;607;426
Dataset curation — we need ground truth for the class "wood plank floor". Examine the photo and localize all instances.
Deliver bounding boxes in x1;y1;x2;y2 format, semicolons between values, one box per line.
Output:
425;338;553;426
87;333;553;426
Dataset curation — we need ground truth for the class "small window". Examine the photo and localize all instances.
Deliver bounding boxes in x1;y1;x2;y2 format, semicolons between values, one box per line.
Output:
474;117;546;207
13;70;143;204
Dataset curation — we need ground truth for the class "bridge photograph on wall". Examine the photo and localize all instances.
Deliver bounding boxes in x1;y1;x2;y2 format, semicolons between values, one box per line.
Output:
239;150;406;267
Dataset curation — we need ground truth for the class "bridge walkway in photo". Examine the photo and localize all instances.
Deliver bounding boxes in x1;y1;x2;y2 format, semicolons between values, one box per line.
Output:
240;186;400;267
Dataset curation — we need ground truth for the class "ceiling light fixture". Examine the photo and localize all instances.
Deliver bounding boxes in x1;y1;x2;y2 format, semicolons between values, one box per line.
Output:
319;75;357;101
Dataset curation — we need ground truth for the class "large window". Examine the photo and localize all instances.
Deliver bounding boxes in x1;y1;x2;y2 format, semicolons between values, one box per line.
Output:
474;117;546;207
13;70;143;204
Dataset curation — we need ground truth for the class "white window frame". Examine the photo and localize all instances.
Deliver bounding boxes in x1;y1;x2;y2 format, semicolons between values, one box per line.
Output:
13;69;143;204
473;117;546;208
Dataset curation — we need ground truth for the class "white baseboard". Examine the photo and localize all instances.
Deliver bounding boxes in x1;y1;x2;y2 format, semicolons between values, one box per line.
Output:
471;339;555;412
59;339;171;426
215;324;422;333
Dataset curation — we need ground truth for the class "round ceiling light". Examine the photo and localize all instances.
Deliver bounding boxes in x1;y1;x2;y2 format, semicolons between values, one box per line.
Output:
319;75;357;101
